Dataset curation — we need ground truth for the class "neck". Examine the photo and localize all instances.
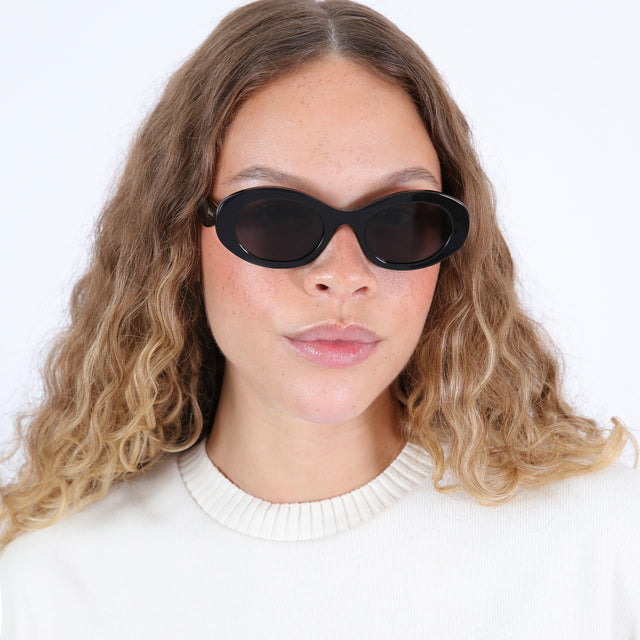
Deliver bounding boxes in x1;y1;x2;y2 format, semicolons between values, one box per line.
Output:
205;376;405;504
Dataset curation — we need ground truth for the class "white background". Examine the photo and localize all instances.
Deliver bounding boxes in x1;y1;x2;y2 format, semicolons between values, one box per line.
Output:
1;0;638;465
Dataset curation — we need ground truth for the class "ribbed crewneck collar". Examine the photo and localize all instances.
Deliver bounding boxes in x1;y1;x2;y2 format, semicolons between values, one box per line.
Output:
178;439;433;541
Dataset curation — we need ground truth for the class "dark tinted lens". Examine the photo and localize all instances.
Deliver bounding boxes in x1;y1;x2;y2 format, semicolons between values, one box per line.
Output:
235;198;323;261
365;202;451;264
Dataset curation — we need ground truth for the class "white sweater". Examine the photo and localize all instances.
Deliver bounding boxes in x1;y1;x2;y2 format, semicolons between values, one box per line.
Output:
1;439;639;639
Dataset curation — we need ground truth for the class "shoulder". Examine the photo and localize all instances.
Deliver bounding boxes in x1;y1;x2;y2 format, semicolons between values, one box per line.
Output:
0;451;184;576
557;459;640;517
400;455;640;542
0;452;195;636
513;459;640;534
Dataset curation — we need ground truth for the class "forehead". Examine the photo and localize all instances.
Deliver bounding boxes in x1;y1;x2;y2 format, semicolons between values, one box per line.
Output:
214;55;441;207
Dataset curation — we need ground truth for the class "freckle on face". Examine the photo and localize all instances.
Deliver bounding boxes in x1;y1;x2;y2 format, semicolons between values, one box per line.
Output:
200;55;441;425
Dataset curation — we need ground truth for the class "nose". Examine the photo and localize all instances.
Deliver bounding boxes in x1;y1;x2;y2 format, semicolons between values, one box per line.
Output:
302;225;377;299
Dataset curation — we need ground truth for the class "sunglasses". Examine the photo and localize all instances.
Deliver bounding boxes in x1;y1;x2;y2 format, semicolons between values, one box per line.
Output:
197;187;469;270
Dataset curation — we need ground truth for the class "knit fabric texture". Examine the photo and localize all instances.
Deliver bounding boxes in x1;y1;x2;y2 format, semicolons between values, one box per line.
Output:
1;440;639;639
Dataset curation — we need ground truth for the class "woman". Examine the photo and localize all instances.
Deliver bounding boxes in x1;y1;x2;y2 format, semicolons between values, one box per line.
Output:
1;0;638;638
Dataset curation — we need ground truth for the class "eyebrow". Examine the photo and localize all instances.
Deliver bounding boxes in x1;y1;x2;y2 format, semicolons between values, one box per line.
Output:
223;165;441;190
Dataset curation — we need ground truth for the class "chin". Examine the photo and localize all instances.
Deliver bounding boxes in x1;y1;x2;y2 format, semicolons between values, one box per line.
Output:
283;383;392;426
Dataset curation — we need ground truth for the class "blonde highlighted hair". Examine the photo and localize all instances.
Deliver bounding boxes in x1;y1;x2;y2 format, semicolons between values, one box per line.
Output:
1;0;636;547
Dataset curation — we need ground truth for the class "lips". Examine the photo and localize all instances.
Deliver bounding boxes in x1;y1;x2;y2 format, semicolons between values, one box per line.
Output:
286;324;380;368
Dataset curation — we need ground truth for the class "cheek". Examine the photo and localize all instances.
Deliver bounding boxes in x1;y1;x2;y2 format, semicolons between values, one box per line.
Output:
201;230;249;344
383;265;439;324
200;228;283;343
396;267;440;368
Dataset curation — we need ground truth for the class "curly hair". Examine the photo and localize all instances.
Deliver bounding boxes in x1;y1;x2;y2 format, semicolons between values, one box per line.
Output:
1;0;636;548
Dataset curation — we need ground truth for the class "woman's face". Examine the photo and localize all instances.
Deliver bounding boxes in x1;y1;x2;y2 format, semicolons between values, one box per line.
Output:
201;55;442;425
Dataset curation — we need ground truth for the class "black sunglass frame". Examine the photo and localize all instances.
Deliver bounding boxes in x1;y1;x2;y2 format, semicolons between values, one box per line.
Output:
197;187;470;270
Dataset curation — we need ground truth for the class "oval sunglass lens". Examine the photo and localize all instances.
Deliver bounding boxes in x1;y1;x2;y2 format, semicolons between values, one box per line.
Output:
235;198;323;261
365;202;451;264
